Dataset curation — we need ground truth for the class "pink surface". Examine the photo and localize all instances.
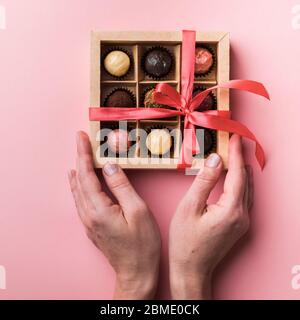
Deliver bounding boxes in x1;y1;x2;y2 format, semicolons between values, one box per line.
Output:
0;0;299;299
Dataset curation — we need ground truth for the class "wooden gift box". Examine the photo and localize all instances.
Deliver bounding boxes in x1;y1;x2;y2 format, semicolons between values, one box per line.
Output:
89;31;230;169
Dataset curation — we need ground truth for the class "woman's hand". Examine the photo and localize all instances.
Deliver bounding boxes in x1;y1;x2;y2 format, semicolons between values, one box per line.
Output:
68;131;161;300
169;134;253;300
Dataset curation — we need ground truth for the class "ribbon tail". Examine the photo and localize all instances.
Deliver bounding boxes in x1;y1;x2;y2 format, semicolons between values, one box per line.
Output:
254;141;265;170
178;138;196;169
177;118;201;169
190;79;270;112
189;112;266;169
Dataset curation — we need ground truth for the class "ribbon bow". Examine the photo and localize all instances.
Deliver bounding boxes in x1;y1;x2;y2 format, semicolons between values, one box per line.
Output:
89;30;270;169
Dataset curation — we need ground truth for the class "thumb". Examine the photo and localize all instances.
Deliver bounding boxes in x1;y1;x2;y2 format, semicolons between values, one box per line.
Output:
186;153;223;213
102;162;144;212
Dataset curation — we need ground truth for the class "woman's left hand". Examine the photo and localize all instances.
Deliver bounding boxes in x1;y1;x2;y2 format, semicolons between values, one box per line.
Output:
68;131;161;300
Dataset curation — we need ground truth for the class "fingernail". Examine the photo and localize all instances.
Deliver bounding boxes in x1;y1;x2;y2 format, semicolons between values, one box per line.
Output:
103;162;119;176
205;153;221;168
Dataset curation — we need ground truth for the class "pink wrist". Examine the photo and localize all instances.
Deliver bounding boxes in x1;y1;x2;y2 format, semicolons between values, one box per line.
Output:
170;271;212;300
113;272;158;300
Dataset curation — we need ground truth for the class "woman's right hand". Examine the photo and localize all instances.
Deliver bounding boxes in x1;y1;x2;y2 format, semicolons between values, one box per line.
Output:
169;134;253;299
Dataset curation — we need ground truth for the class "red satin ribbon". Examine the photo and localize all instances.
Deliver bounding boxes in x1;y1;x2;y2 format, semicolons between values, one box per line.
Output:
89;30;270;169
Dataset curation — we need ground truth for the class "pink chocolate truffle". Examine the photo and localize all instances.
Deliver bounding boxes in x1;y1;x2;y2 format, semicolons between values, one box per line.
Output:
195;47;213;75
107;129;132;154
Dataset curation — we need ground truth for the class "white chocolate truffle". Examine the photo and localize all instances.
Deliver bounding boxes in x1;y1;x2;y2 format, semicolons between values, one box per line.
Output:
146;129;172;155
104;51;130;77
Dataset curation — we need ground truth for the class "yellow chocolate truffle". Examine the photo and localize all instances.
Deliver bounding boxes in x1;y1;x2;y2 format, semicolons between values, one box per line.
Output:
104;50;130;77
146;129;172;155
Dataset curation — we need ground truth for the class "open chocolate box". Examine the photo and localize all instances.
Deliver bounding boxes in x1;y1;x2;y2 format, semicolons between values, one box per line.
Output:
89;31;230;169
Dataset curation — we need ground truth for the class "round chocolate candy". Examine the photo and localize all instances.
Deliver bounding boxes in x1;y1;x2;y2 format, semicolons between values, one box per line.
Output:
107;129;132;154
144;88;164;108
104;50;130;77
204;130;214;154
105;89;134;107
146;129;172;155
193;87;215;111
143;48;172;78
195;47;214;75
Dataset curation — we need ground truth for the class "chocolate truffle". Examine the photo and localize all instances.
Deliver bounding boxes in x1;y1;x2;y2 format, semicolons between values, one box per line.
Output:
143;48;172;78
104;50;130;77
105;90;134;107
107;129;132;154
193;88;215;111
203;130;214;154
195;47;213;75
144;88;164;108
146;129;172;155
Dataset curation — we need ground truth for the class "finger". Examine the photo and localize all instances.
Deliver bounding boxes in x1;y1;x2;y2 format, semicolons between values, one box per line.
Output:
185;153;223;213
221;134;247;207
244;165;254;210
242;168;249;213
68;169;90;226
102;162;145;213
76;131;113;208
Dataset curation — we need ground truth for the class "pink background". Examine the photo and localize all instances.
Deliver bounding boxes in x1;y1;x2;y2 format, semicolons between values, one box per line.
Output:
0;0;299;299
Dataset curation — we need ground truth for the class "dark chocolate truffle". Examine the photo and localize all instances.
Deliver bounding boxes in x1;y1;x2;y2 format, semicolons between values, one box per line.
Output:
195;47;214;75
204;130;214;154
143;48;172;78
105;89;134;107
193;87;215;111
